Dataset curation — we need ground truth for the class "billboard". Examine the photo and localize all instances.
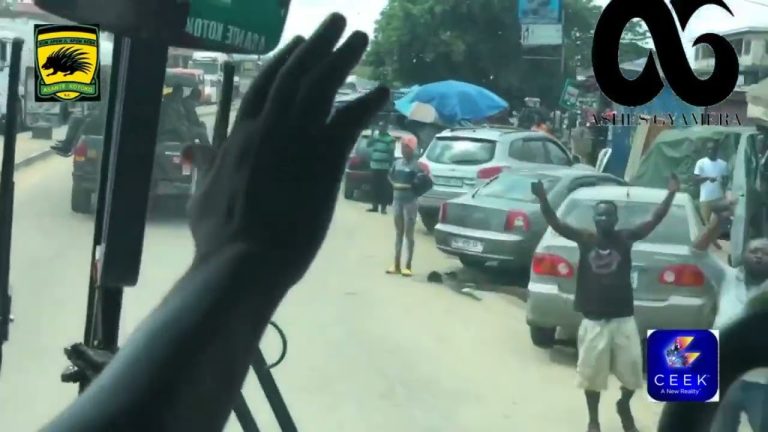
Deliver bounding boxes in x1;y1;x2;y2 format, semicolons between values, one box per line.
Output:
518;0;562;24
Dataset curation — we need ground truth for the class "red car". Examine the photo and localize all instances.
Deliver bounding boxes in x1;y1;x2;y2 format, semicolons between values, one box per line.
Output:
343;129;417;202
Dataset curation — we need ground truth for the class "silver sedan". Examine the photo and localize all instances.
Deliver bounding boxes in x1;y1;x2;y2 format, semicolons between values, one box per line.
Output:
433;166;626;270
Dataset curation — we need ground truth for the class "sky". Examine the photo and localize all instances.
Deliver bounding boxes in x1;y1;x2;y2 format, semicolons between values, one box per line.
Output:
276;0;768;57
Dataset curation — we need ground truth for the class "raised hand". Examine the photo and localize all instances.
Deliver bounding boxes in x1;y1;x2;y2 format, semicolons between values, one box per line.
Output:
531;180;546;200
185;14;389;287
668;173;680;192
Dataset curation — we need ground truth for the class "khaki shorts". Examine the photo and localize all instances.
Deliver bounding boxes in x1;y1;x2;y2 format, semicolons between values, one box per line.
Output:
576;317;644;391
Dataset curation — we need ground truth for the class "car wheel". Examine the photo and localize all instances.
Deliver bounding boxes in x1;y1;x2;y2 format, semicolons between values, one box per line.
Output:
459;256;486;269
71;185;92;214
529;325;556;349
419;210;438;232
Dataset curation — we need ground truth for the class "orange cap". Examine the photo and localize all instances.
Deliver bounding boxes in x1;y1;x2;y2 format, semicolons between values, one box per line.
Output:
400;135;417;150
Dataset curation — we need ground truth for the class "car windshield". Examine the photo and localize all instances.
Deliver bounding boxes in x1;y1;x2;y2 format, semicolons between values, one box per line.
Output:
425;138;495;165
477;173;560;201
0;1;752;431
559;200;692;245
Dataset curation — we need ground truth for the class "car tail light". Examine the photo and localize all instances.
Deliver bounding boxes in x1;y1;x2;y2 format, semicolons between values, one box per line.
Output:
532;253;574;278
504;211;530;231
439;203;448;223
658;264;705;287
73;139;88;162
418;161;430;176
477;166;504;179
347;155;363;170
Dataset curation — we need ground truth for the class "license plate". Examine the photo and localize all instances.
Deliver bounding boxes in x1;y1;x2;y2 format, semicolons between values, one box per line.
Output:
631;270;639;289
433;176;464;187
182;164;192;175
87;149;97;158
451;237;483;253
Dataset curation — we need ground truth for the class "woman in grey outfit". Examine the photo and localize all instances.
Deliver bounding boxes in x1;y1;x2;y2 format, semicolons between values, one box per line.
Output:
386;138;422;277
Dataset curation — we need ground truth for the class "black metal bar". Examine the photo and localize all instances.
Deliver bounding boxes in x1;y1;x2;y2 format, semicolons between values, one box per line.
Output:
97;38;168;287
0;38;23;375
80;37;167;392
82;36;123;347
212;61;235;150
251;349;298;432
232;392;261;432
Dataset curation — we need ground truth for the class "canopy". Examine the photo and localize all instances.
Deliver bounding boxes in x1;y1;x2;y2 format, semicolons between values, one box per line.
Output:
394;80;508;125
630;126;743;199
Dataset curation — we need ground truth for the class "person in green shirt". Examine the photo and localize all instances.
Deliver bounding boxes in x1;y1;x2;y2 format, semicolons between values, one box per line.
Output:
366;119;397;214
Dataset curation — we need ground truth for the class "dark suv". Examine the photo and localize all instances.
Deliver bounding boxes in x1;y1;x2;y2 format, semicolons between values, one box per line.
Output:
343;129;417;202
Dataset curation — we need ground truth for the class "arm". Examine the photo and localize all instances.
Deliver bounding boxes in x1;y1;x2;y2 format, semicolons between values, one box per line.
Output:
43;243;284;432
536;189;588;242
692;160;711;185
625;189;675;242
691;213;722;252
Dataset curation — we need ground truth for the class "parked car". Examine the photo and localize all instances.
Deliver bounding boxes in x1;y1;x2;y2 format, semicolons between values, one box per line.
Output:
526;186;718;349
434;166;626;271
417;126;589;232
343;129;417;201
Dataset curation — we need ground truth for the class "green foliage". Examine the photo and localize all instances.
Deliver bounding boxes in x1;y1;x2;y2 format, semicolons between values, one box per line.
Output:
365;0;650;108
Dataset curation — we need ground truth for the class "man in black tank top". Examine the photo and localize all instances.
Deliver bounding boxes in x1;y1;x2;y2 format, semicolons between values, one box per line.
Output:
531;175;679;432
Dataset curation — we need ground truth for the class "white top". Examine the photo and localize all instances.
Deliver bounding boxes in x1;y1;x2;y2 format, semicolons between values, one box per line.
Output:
693;249;768;384
694;158;728;202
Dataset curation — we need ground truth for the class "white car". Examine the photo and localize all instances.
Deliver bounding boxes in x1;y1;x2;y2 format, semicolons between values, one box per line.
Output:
417;126;588;231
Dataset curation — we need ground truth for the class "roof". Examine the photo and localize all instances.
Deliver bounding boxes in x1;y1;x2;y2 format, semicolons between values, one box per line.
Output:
719;26;768;37
568;185;690;204
435;126;541;141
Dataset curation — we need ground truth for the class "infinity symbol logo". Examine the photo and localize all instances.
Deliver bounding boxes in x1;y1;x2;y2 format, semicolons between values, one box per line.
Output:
592;0;739;107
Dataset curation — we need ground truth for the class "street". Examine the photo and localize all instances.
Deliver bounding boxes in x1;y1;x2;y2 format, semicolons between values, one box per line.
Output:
0;138;670;431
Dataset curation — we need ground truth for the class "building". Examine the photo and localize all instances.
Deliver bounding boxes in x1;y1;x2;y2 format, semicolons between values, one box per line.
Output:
693;26;768;87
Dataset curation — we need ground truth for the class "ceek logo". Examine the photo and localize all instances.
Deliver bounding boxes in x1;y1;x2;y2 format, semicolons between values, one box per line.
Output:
647;329;719;403
592;0;739;108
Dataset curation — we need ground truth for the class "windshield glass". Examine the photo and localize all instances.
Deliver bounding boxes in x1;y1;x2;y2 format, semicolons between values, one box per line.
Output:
478;173;560;201
0;2;752;431
189;61;220;75
560;200;692;245
425;138;495;165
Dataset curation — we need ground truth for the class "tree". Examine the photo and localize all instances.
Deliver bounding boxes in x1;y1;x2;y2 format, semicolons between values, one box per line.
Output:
364;0;649;108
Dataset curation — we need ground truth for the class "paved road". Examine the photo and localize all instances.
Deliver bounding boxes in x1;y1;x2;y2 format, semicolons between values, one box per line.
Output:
0;150;679;429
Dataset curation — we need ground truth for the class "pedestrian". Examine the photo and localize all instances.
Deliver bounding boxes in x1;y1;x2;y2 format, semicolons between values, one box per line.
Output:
386;137;425;277
182;87;211;146
531;173;680;432
690;209;768;432
366;118;396;214
693;140;729;222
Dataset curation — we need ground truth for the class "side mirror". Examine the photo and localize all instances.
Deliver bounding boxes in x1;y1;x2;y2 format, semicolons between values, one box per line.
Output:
571;154;582;165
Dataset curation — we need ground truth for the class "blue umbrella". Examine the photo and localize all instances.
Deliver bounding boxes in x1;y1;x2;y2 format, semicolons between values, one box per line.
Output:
394;80;508;124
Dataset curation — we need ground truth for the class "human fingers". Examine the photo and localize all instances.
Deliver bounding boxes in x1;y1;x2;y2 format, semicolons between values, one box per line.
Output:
297;30;369;129
235;36;304;126
263;13;347;122
322;86;390;174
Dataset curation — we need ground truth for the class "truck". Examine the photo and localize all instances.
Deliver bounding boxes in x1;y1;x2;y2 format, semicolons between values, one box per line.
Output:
0;17;114;130
188;51;240;104
70;69;203;214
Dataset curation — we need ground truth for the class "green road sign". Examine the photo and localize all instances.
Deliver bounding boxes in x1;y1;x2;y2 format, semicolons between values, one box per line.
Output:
559;78;580;111
184;0;291;54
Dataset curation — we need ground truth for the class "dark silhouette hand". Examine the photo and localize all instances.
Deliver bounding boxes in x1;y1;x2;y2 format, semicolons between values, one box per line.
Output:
185;13;389;287
668;173;680;192
531;180;546;200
